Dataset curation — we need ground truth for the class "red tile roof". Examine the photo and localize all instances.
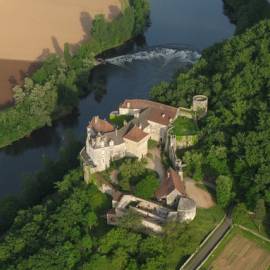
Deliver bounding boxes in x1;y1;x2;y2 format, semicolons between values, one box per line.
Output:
155;168;186;200
147;107;175;126
89;116;114;133
123;126;149;142
120;99;177;126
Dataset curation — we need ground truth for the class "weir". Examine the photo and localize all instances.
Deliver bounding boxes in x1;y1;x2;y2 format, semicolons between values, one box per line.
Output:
105;47;201;66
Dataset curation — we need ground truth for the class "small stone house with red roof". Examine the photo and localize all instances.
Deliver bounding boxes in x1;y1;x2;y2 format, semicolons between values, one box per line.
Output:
155;168;186;206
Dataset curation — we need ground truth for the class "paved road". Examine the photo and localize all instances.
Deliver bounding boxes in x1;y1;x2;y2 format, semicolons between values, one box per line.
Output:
182;216;232;270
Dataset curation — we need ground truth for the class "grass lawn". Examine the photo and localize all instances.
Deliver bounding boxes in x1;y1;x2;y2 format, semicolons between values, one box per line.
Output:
168;206;224;269
109;114;133;128
148;139;158;149
172;117;198;137
202;227;270;270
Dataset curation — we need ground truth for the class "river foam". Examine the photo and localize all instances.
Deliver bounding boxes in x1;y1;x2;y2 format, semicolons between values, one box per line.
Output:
105;47;201;66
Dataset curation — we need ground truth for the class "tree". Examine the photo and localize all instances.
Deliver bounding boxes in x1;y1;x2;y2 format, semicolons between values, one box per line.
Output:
216;175;233;208
151;20;270;207
254;199;266;231
183;151;204;181
118;210;143;231
232;203;249;225
135;174;159;199
118;158;147;191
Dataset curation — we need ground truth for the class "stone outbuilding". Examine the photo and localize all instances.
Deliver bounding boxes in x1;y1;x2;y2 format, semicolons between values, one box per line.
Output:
155;168;186;207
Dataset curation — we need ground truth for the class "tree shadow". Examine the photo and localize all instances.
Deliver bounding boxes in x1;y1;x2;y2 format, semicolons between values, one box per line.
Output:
108;5;121;21
51;36;63;56
80;11;93;43
1;125;62;156
36;48;51;62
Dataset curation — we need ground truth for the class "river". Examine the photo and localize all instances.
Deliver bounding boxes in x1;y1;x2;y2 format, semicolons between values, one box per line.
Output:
0;0;235;198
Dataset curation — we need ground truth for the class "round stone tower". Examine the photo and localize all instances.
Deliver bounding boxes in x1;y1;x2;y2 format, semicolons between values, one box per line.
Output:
177;197;196;222
192;95;208;118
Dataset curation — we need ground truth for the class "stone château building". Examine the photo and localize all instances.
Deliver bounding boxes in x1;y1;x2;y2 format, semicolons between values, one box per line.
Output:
80;96;207;231
81;96;208;175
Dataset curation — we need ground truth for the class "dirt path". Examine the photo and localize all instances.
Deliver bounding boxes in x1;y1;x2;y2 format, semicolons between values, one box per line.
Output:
146;148;165;181
185;177;214;208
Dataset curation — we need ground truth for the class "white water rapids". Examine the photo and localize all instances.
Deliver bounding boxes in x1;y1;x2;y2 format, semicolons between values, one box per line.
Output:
105;47;201;66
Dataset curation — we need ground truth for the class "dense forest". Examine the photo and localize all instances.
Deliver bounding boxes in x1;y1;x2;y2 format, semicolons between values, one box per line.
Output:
151;20;270;210
0;0;150;148
223;0;270;33
0;168;223;270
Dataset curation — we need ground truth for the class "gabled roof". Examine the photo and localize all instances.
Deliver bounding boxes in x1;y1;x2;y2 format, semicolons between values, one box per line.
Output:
155;168;186;200
120;99;178;126
147;107;175;126
120;99;177;112
123;126;149;142
89;116;114;133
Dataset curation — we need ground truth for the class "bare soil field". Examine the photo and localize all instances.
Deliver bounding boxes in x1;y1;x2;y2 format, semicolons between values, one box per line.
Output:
0;59;41;108
0;0;122;61
185;178;214;208
0;0;121;107
210;234;270;270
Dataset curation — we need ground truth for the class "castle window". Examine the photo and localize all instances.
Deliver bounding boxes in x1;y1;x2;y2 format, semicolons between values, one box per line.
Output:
109;140;114;146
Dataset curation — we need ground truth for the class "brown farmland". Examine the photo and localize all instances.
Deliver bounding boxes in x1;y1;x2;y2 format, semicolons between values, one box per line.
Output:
0;59;41;108
0;0;121;108
210;234;270;270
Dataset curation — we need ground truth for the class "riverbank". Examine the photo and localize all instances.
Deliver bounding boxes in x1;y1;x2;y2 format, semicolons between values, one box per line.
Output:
0;0;150;149
0;0;122;109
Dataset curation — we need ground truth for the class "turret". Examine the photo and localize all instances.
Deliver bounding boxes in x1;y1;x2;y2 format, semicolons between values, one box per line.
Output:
192;95;208;118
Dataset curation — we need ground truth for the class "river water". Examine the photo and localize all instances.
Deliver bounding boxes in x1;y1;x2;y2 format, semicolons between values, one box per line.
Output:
0;0;235;198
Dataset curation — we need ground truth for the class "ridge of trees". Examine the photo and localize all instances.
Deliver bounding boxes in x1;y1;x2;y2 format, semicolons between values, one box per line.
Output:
150;20;270;212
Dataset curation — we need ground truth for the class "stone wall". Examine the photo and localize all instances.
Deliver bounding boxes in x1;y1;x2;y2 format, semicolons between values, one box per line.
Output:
166;189;181;206
178;107;193;119
119;107;140;116
86;141;126;172
176;135;198;149
144;121;167;142
124;135;149;159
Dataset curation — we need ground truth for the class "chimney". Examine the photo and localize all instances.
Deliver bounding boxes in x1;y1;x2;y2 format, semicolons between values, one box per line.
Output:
127;102;131;108
94;116;99;123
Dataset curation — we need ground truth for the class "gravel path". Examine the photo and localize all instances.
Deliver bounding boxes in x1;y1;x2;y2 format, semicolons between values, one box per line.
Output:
185;178;215;208
146;148;165;181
